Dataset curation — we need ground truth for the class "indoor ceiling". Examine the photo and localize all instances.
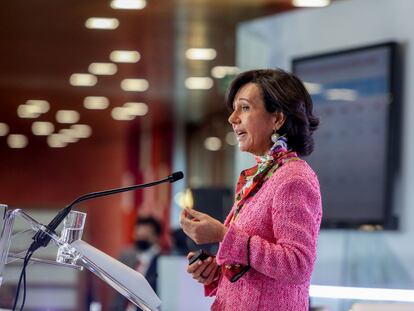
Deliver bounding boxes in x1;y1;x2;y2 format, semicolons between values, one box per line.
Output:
0;0;304;150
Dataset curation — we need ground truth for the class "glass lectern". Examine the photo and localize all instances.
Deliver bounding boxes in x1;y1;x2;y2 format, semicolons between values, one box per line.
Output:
0;204;161;311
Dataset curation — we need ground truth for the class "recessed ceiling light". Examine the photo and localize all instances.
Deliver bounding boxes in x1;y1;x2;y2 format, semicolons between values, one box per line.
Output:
47;134;67;148
17;104;42;118
120;79;149;92
83;96;110;110
88;63;118;75
211;66;240;79
7;134;28;149
185;77;214;90
59;129;79;143
109;50;141;63
185;48;217;60
111;107;135;120
26;100;50;113
85;17;119;30
56;110;80;124
123;102;148;116
0;123;10;136
70;124;92;138
204;137;222;151
32;121;54;136
292;0;330;7
110;0;147;10
69;73;97;87
174;189;194;209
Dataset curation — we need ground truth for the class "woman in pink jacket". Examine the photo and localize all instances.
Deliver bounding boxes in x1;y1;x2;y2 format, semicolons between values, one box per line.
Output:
180;68;322;311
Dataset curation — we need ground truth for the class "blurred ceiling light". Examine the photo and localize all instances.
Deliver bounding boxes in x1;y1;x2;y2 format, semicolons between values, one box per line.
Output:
17;104;42;118
110;50;140;63
59;129;79;143
185;48;217;60
0;123;9;136
88;62;117;75
121;79;149;92
110;0;146;9
225;132;238;146
184;188;194;209
292;0;330;7
303;82;322;95
7;134;28;149
32;121;54;136
85;17;119;30
123;102;148;116
174;189;194;209
204;137;222;151
185;77;214;90
47;134;67;148
111;107;135;121
211;66;240;79
70;73;97;87
83;96;110;110
56;110;80;124
70;124;92;138
26;100;50;113
60;128;77;139
325;88;358;101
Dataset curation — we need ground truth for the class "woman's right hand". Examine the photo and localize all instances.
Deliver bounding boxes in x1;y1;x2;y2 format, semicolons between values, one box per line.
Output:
186;252;220;285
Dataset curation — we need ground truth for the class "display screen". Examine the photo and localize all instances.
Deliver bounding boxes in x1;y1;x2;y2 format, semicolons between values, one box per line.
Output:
292;42;400;229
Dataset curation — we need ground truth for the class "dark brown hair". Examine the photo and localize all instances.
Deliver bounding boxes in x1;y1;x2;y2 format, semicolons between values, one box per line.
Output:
225;68;319;156
137;216;162;237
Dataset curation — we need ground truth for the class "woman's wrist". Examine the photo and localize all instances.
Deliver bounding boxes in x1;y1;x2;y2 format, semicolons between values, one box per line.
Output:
218;225;228;242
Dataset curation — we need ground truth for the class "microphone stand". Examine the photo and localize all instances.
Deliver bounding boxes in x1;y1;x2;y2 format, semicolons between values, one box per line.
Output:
30;171;184;253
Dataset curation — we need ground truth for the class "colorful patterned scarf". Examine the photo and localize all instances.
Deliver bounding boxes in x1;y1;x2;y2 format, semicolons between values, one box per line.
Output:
231;136;299;222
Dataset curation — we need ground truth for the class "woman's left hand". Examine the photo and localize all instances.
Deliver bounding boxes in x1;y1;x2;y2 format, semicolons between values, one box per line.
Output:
180;208;228;244
186;253;220;285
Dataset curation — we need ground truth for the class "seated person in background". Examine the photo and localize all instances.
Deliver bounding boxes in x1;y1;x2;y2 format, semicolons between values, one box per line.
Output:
111;216;162;311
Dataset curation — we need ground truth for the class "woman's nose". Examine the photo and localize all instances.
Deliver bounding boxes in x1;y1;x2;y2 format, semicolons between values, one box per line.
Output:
228;111;239;125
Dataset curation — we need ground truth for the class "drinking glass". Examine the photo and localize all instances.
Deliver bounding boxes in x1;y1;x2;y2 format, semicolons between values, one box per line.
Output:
56;210;86;265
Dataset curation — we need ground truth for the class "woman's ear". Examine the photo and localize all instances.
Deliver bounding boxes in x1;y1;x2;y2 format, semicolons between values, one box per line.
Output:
274;111;286;130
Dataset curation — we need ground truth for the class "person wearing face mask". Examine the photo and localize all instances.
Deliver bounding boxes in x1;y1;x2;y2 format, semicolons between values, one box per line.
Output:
180;69;322;311
111;216;162;311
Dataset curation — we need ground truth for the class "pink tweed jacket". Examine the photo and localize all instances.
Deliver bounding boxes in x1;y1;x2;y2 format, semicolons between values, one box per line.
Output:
206;159;322;311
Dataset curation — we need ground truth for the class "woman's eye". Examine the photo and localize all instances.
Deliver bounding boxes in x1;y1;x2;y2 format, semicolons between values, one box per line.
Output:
241;105;249;111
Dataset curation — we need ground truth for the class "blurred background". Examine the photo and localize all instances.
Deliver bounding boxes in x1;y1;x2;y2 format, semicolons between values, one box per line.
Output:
1;0;414;310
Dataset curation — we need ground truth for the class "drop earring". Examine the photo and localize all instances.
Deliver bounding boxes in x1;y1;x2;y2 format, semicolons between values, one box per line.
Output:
271;131;279;143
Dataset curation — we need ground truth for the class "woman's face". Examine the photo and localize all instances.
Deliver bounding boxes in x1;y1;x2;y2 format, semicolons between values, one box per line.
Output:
228;83;282;156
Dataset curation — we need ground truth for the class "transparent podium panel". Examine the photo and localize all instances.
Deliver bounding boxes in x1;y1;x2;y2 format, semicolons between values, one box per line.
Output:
72;240;161;311
0;205;161;311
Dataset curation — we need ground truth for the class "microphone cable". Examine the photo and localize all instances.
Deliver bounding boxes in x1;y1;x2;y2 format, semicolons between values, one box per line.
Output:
12;249;34;311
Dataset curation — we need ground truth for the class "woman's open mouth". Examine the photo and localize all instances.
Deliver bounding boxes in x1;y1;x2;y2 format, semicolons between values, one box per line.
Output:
235;130;247;141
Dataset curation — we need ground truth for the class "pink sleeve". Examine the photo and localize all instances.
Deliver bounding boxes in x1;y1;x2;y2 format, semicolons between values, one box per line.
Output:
216;176;321;284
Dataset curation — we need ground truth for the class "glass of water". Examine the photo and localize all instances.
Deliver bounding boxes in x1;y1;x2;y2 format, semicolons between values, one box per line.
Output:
56;210;86;265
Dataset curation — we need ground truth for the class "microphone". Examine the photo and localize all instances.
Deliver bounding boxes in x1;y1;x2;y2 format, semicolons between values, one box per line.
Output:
29;171;184;253
169;171;184;182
